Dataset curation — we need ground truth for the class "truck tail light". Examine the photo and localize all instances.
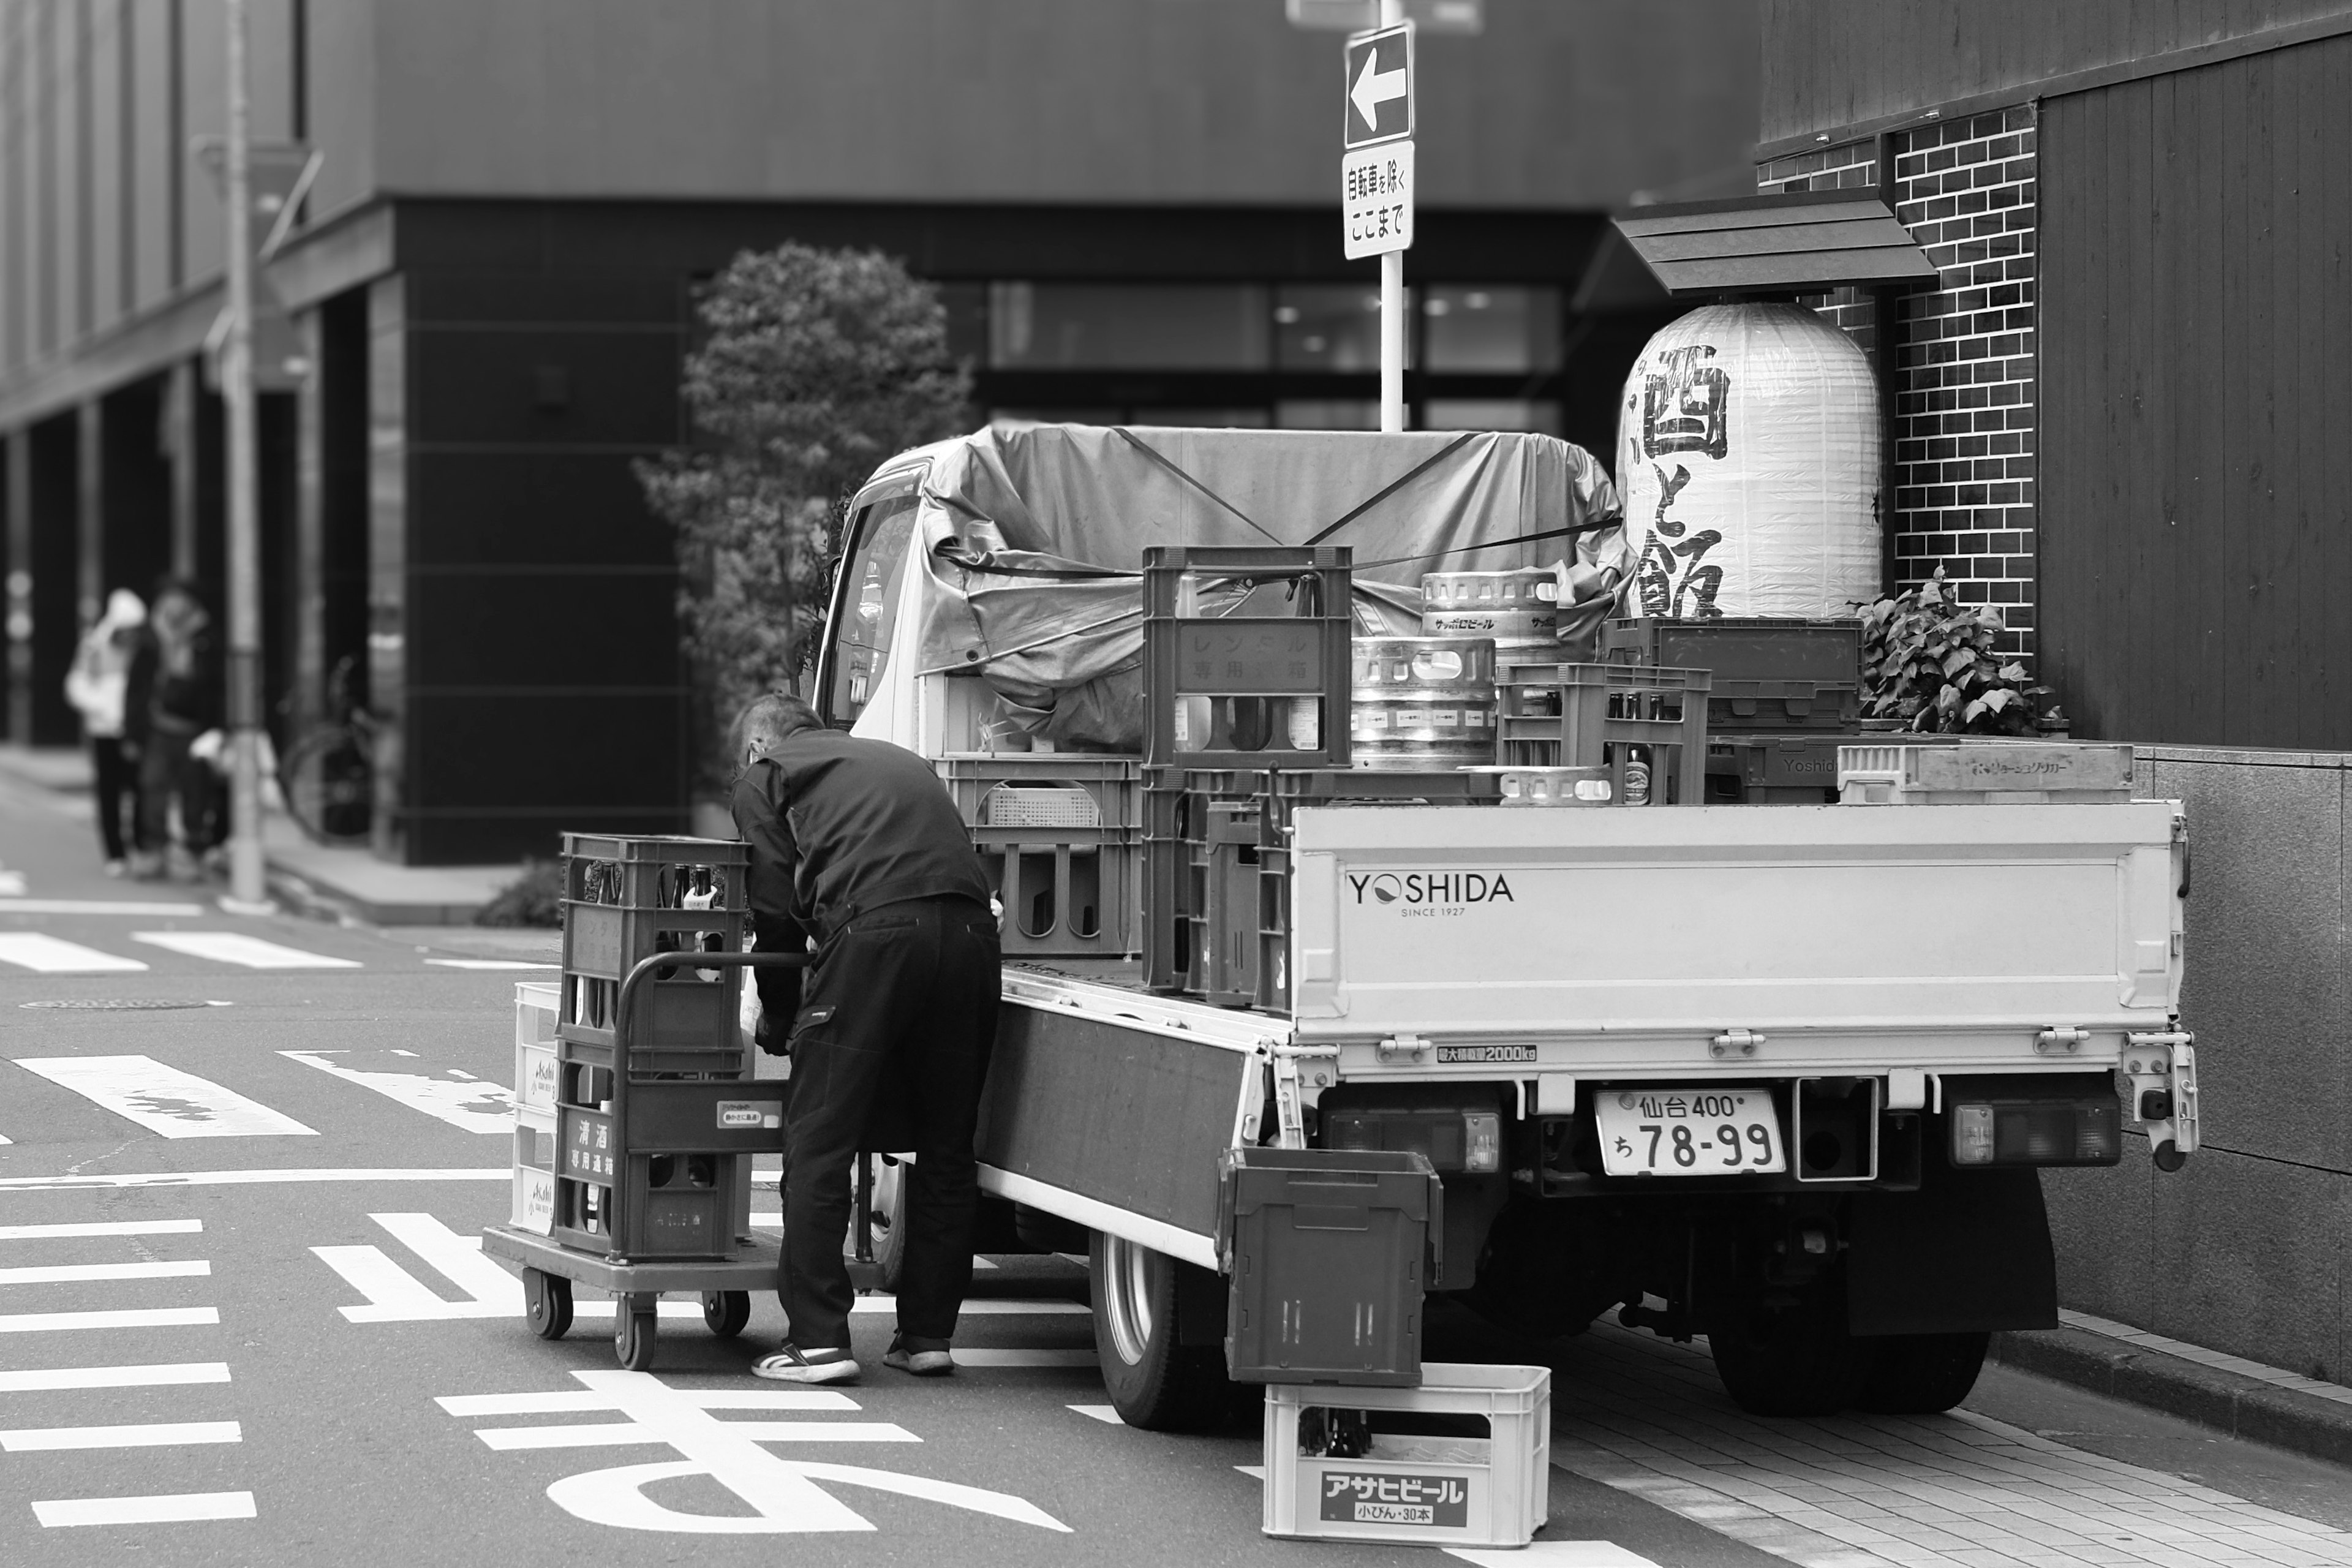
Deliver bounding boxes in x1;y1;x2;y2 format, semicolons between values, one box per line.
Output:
1945;1088;2122;1168
1462;1114;1501;1173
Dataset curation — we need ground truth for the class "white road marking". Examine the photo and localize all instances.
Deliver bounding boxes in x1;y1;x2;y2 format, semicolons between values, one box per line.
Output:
448;1369;1069;1535
281;1049;515;1133
851;1295;1086;1316
32;1490;256;1527
0;1362;231;1392
132;930;361;968
1449;1548;1663;1567
0;1306;219;1333
1234;1464;1267;1479
0;1218;204;1240
478;1420;919;1450
0;1166;505;1189
0;933;148;973
424;959;558;970
439;1390;859;1417
1068;1404;1123;1424
315;1212;515;1322
11;1055;317;1138
0;898;205;916
1;1420;242;1451
952;1349;1095;1367
0;1259;211;1285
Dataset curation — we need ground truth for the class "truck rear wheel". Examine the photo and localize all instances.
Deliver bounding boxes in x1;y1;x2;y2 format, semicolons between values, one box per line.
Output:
1856;1332;1989;1414
1090;1232;1235;1431
1706;1289;1874;1417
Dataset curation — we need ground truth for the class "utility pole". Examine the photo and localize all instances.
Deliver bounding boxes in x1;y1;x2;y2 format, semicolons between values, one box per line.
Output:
1377;0;1405;433
220;0;268;911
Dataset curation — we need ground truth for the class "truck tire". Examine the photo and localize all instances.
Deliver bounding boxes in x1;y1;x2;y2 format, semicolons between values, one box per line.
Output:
1090;1232;1234;1431
1856;1332;1989;1414
1706;1289;1875;1417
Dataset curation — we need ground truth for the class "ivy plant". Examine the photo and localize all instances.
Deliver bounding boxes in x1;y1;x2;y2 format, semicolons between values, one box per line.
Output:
1857;567;2051;734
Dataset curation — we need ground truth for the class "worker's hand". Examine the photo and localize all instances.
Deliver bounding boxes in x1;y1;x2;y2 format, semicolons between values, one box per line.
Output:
755;1017;791;1057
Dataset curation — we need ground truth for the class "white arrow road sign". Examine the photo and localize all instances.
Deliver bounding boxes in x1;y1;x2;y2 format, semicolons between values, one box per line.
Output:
1343;22;1413;148
1343;140;1414;259
443;1370;1072;1535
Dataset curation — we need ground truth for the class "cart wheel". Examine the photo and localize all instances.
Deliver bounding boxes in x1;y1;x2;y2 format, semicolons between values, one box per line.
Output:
615;1298;658;1370
523;1268;573;1341
703;1290;751;1339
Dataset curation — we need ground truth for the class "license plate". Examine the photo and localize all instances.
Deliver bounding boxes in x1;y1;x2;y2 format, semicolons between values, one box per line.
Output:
1594;1087;1784;1175
1435;1044;1535;1064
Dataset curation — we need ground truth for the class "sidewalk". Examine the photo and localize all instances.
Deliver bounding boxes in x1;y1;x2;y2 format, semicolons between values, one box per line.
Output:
0;742;518;924
1993;1309;2352;1468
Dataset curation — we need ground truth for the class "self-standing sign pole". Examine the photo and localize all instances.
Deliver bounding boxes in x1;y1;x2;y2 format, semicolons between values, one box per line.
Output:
1343;3;1414;433
221;0;268;911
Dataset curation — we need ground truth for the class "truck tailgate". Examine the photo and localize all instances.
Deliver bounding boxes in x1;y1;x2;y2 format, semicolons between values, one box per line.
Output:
1287;802;2183;1058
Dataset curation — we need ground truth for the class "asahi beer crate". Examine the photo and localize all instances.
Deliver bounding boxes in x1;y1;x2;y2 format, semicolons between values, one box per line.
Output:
1262;1362;1550;1548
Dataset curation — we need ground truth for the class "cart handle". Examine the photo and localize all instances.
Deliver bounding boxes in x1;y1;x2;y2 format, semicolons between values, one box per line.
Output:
611;948;812;1076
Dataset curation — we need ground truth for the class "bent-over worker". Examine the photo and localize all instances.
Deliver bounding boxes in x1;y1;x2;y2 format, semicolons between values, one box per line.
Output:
730;692;999;1384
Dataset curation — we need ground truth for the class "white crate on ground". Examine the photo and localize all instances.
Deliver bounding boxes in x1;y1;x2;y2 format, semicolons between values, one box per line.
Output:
1263;1362;1549;1548
513;981;559;1112
511;1105;556;1235
1838;740;2133;804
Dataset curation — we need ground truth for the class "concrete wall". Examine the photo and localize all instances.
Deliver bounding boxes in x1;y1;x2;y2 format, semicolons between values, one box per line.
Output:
2044;745;2352;1387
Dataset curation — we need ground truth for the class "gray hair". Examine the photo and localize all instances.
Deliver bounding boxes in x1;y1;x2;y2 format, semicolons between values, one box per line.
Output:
733;692;823;759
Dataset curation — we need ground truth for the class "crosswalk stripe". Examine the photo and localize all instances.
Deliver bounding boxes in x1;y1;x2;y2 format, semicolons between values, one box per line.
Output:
0;933;148;973
0;1306;220;1333
0;1363;231;1392
853;1295;1088;1315
32;1491;256;1528
1;1420;242;1452
0;899;205;917
11;1055;318;1138
423;959;558;971
132;931;361;969
281;1050;514;1133
0;1219;204;1241
0;1259;211;1286
955;1349;1096;1367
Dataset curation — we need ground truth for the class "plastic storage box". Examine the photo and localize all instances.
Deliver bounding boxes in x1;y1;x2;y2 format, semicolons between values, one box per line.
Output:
511;1105;557;1235
514;981;560;1112
1263;1361;1551;1547
1496;660;1709;805
937;754;1140;958
1839;741;2135;804
1605;615;1861;732
1220;1147;1440;1386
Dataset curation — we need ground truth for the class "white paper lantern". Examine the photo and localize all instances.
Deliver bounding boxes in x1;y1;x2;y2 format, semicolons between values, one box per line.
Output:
1615;303;1880;620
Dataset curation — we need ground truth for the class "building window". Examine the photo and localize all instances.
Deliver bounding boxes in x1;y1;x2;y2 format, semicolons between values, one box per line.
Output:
1425;398;1561;435
1275;285;1411;372
987;283;1270;369
1422;285;1560;373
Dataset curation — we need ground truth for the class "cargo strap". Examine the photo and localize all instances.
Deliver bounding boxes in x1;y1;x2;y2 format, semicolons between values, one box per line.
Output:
1113;428;1285;544
1302;431;1479;544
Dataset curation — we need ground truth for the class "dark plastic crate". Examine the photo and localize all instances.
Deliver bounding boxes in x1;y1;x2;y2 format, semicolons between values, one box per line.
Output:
1221;1147;1441;1386
1604;617;1861;733
1496;661;1708;806
1704;734;1852;803
938;754;1141;957
1144;546;1355;771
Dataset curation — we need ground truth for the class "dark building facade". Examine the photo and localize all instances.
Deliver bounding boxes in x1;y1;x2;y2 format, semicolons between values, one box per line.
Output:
1;0;1758;862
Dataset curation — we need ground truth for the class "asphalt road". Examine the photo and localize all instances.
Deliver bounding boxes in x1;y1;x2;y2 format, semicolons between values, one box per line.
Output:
4;771;2351;1567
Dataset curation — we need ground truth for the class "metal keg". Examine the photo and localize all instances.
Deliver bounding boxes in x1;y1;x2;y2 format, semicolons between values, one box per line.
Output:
1351;636;1498;772
1421;568;1560;643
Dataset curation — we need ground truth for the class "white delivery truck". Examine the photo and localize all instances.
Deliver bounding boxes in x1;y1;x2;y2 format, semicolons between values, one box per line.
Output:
815;424;2196;1425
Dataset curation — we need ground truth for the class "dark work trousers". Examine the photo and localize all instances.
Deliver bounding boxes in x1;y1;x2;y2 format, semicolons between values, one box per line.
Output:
89;736;140;861
778;895;1000;1352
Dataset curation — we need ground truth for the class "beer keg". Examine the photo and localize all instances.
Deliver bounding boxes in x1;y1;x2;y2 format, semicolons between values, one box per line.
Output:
1351;636;1498;772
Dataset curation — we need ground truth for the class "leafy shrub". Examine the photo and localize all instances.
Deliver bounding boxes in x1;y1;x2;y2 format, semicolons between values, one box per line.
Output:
1858;567;2051;734
475;859;564;929
636;244;973;788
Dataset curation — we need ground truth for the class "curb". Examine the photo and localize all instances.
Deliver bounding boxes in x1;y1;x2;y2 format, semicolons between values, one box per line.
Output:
1990;1324;2352;1469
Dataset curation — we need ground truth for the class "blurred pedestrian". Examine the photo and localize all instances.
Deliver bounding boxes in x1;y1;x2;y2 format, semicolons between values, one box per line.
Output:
124;578;225;881
63;589;149;876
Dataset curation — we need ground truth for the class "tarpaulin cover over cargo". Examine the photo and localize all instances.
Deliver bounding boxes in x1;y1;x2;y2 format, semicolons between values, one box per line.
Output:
901;424;1628;750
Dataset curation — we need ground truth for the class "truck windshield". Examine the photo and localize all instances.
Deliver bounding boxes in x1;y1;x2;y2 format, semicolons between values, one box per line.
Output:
824;477;924;726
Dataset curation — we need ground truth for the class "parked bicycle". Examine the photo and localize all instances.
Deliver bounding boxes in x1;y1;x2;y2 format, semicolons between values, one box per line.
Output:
277;655;377;844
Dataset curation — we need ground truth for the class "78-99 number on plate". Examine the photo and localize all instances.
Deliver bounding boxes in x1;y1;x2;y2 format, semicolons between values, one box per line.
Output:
1593;1088;1785;1176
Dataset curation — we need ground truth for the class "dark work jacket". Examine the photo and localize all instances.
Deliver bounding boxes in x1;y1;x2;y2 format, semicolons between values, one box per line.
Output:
729;728;992;949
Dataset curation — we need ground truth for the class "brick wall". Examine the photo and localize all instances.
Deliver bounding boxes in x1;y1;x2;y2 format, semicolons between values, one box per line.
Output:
1757;107;2039;658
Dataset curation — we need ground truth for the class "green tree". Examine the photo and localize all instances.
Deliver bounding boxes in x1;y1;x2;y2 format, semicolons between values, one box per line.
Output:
638;244;971;783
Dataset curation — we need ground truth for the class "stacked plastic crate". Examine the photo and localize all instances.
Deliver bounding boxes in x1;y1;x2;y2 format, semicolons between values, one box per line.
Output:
510;981;561;1234
549;835;762;1259
936;754;1140;957
1602;617;1864;805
